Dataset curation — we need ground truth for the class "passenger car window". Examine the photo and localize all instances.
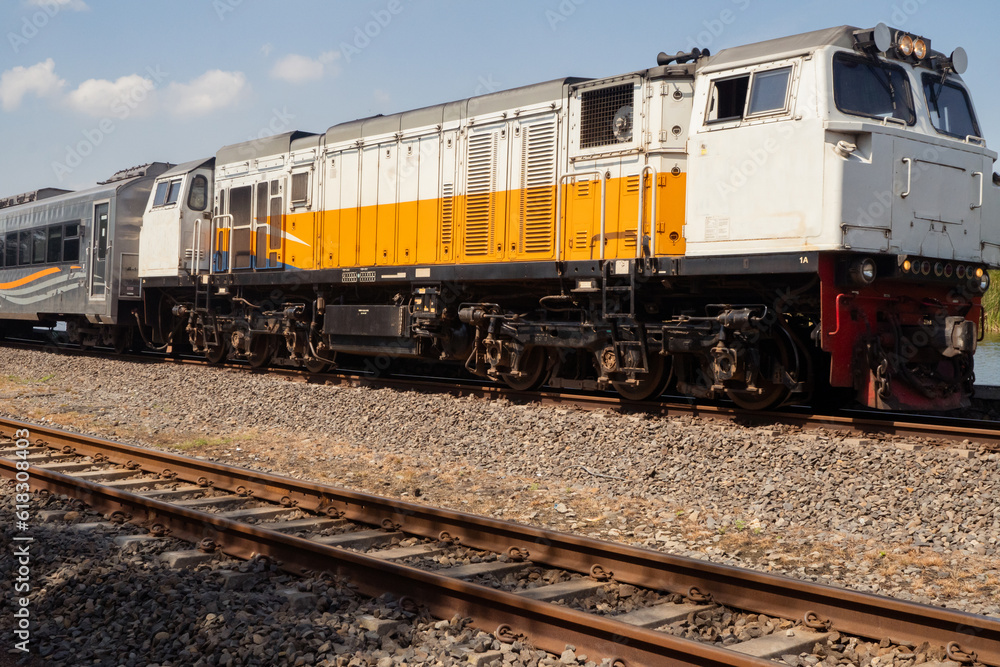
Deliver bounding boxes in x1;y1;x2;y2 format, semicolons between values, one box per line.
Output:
833;53;915;125
47;226;62;263
747;67;792;115
63;223;80;263
32;229;46;264
5;232;16;266
922;75;980;139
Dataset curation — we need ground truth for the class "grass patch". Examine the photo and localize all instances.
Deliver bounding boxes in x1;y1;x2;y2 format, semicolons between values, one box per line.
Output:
174;436;235;451
4;373;56;384
984;271;1000;333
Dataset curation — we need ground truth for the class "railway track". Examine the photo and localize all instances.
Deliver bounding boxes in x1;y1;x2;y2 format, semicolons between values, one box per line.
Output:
3;417;999;666
2;338;999;451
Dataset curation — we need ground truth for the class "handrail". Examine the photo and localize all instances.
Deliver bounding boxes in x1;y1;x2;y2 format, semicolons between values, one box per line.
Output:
190;218;202;275
901;158;912;198
637;166;658;258
972;171;984;210
212;214;234;273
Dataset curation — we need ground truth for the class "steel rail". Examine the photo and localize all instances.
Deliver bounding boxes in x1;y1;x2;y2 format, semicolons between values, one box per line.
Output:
2;339;998;448
0;457;772;667
3;417;1000;663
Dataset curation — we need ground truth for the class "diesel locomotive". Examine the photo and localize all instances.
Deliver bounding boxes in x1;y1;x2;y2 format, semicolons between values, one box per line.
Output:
1;24;997;411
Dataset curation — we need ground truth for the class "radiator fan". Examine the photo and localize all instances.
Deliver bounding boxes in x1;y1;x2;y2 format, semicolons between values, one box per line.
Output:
612;105;633;143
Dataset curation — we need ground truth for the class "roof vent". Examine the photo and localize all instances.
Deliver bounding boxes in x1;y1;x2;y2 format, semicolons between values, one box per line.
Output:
0;188;73;211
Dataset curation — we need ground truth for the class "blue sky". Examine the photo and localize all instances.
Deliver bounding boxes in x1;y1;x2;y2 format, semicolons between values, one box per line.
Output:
0;0;997;195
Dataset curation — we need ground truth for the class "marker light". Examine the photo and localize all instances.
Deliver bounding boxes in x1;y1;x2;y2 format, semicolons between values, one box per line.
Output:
921;261;931;275
913;38;928;60
944;263;954;278
898;34;914;57
976;267;985;278
912;260;922;274
902;259;912;272
934;262;944;277
956;265;967;279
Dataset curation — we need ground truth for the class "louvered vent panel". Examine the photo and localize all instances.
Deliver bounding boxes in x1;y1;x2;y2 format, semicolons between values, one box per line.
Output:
519;120;557;254
575;181;590;197
625;175;641;193
624;229;638;247
464;132;496;257
575;229;589;249
441;183;454;246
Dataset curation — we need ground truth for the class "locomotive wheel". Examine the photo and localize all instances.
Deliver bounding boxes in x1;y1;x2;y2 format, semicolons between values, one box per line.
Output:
112;328;131;355
612;354;671;401
247;336;275;370
204;342;228;365
501;346;549;391
725;336;793;411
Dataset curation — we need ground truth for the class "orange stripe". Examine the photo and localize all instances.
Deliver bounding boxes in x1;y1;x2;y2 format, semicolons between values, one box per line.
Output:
0;267;60;289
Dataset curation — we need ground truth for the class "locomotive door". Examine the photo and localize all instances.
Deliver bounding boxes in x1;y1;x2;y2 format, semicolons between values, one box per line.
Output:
89;201;110;298
229;185;253;270
253;180;283;269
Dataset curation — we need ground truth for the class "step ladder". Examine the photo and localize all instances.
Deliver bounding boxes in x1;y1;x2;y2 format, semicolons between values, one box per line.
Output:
601;261;649;374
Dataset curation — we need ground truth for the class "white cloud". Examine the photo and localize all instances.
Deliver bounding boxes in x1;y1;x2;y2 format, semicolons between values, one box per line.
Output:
65;74;155;117
26;0;88;11
0;59;65;111
166;70;247;116
270;50;341;84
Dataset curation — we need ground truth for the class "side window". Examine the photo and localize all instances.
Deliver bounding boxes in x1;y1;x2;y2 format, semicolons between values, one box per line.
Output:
166;179;182;205
32;229;46;264
0;234;4;267
47;225;63;263
707;75;750;123
63;222;80;262
747;67;792;116
707;66;793;124
153;181;170;207
188;175;208;211
291;172;310;206
153;179;183;207
18;231;31;265
5;232;16;266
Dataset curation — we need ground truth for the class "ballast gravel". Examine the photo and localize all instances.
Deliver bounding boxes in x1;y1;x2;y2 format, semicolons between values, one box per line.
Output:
1;346;999;663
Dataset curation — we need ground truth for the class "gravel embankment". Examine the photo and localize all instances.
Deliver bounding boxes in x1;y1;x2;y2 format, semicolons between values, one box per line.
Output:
1;346;999;662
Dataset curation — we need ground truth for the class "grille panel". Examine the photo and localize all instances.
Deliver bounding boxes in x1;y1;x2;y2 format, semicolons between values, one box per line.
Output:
580;84;634;149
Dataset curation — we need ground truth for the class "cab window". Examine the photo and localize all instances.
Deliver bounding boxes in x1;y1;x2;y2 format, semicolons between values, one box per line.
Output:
833;53;915;125
153;178;183;207
922;75;980;139
707;66;793;124
188;175;208;211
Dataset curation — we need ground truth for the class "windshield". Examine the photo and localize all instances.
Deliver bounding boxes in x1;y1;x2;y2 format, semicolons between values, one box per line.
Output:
833;53;914;124
922;74;980;139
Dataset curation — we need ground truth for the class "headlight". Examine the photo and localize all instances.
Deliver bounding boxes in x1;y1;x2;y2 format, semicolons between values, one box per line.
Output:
980;272;991;293
850;257;877;285
913;38;928;59
898;33;914;56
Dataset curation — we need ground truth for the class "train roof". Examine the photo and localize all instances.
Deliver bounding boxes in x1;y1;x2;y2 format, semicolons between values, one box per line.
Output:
702;25;857;71
216;131;318;166
0;163;170;219
157;158;214;179
325;77;587;144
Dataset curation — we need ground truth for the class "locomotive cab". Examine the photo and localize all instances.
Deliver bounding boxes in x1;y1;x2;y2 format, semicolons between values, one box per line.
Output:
138;158;215;278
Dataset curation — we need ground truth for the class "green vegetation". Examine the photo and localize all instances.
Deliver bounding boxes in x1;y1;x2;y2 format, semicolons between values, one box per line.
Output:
4;373;56;384
175;436;233;451
985;271;1000;333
